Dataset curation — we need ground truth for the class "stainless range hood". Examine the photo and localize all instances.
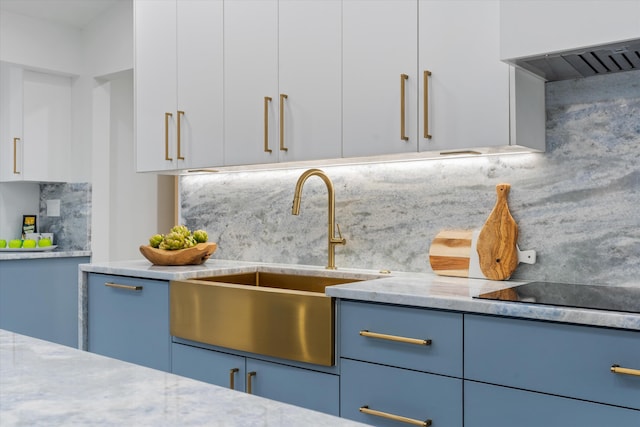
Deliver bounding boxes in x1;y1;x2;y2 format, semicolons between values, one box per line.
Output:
510;39;640;82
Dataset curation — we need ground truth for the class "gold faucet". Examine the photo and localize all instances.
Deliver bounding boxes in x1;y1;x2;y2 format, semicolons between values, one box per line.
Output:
292;168;346;270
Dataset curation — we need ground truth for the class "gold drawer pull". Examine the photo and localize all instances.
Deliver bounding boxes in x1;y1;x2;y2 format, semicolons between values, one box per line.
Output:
264;96;272;153
164;112;173;161
360;406;432;426
229;368;240;390
177;110;185;160
279;94;288;151
611;365;640;377
400;74;409;141
13;137;20;174
104;282;143;291
423;70;432;139
359;330;431;346
247;371;257;394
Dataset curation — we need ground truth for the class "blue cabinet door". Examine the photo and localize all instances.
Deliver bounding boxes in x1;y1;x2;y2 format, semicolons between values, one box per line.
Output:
0;257;89;347
465;380;640;427
87;273;170;371
246;358;340;416
341;358;462;427
172;342;246;392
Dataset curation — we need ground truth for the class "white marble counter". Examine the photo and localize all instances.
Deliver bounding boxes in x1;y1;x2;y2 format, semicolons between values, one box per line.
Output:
0;329;370;427
80;259;640;332
0;250;91;260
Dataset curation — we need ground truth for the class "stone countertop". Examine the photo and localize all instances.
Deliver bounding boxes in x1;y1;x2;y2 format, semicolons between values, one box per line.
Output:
79;259;640;332
0;329;370;427
0;250;91;260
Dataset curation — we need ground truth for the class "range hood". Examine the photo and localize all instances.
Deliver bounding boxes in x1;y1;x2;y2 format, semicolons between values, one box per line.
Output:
510;39;640;82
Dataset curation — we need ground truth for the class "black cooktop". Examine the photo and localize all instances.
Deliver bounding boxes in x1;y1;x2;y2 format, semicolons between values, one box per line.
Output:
474;282;640;314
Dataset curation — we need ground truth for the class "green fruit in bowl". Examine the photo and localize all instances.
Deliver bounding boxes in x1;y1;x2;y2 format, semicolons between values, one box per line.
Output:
8;239;23;248
38;238;52;247
22;239;37;248
0;239;6;248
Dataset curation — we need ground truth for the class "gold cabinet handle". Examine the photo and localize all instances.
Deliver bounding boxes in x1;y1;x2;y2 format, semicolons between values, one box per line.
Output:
229;368;240;389
359;330;431;346
400;74;409;141
104;282;143;291
423;70;432;139
165;112;173;161
13;137;20;174
611;365;640;377
360;406;432;427
177;110;185;160
264;97;272;153
279;94;288;151
247;371;257;394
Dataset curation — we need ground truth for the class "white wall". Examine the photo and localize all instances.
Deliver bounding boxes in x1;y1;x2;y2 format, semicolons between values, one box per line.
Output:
0;182;40;239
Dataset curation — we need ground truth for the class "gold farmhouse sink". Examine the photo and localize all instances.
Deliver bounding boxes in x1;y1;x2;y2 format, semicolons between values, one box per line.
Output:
170;272;364;366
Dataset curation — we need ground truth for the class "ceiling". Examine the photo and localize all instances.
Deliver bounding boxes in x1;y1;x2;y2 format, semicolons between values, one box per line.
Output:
0;0;122;29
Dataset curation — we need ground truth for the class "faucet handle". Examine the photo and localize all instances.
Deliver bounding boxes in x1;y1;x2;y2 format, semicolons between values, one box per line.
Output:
334;223;347;245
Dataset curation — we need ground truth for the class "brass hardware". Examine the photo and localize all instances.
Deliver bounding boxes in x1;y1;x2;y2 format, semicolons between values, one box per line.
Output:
279;94;288;151
439;150;482;156
165;112;173;161
104;282;143;291
264;97;272;153
611;365;640;377
400;74;409;141
360;406;432;426
379;270;392;274
247;371;256;394
170;272;363;366
229;368;239;389
13;137;20;174
359;330;431;346
423;70;432;139
177;110;185;160
292;169;346;270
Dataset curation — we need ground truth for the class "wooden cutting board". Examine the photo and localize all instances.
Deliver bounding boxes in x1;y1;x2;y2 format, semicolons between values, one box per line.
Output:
428;184;536;280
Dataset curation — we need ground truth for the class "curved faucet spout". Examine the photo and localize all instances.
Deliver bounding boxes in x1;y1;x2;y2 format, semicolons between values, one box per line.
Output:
292;168;346;270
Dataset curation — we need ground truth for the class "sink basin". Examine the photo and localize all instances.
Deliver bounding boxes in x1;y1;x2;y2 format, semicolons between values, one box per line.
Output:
170;271;366;366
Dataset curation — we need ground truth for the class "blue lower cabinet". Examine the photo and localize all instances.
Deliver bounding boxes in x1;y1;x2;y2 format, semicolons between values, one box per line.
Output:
172;343;246;392
246;358;340;416
465;380;640;427
87;273;170;371
340;358;462;427
0;257;89;348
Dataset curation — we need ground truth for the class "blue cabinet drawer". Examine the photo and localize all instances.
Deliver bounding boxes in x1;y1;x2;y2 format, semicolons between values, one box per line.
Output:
88;273;170;371
340;300;462;376
465;314;640;410
172;343;246;391
465;380;640;427
341;358;462;427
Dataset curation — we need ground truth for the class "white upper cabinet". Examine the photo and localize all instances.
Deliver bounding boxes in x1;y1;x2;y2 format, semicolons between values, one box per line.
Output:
500;0;640;60
135;0;223;172
224;0;341;166
0;63;71;182
342;0;418;158
418;0;509;152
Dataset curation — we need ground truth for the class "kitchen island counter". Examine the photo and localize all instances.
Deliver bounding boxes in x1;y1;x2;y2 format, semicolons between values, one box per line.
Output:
0;329;370;426
80;259;640;332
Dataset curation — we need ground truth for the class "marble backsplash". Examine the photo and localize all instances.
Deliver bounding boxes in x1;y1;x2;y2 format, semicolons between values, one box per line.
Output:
180;70;640;286
38;183;91;251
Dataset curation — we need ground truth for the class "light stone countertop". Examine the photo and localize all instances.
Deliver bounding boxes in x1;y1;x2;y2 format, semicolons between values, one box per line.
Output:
0;250;91;260
0;329;371;427
79;259;640;333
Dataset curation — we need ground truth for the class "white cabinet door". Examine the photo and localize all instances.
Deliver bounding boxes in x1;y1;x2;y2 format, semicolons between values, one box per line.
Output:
418;0;509;152
134;0;177;172
500;0;640;60
176;0;224;170
0;64;71;182
135;0;223;172
224;0;341;166
278;0;342;163
223;0;279;166
342;0;418;158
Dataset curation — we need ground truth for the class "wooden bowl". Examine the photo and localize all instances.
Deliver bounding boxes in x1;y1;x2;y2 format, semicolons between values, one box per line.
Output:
139;242;217;266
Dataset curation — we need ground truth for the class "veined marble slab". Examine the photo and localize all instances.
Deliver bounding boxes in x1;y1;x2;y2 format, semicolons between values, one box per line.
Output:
0;250;91;261
0;330;370;427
